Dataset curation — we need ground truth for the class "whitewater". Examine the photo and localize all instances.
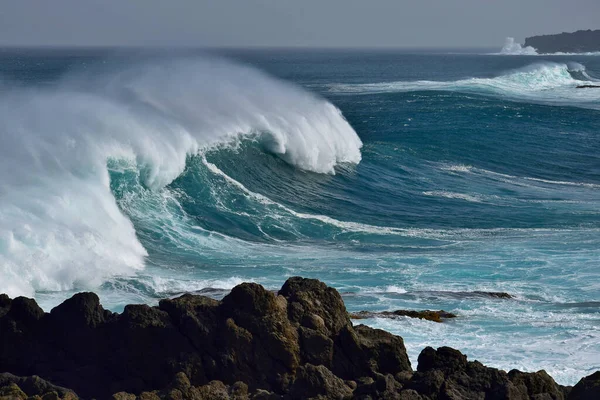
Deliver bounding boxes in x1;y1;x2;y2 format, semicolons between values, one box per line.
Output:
0;49;599;385
327;61;600;110
0;57;362;297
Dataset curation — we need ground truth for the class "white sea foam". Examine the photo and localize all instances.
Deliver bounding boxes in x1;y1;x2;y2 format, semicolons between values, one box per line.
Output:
422;191;482;203
384;285;408;294
439;163;600;190
0;56;362;297
202;158;600;246
440;164;473;173
499;37;538;56
363;301;600;386
146;275;252;294
328;62;600;110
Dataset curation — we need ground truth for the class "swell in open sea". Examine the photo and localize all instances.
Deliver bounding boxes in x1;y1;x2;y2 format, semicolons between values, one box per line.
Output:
0;47;599;384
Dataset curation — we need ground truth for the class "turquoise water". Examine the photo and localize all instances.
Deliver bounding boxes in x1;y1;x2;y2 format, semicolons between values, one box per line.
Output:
0;49;599;384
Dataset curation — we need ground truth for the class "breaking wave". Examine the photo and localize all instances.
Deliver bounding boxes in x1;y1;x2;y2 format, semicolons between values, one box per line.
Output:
0;57;362;297
327;62;600;109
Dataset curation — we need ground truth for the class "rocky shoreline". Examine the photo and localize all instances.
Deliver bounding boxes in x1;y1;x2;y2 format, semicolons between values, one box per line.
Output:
1;277;598;399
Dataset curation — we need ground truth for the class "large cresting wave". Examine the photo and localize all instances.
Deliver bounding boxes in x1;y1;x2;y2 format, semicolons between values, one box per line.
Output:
328;62;600;109
0;56;362;298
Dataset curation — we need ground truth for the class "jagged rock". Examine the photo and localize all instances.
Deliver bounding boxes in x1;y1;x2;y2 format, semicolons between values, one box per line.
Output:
353;325;412;376
279;277;349;337
416;347;467;373
0;383;27;400
0;278;594;400
229;382;250;400
509;369;566;400
298;326;334;366
112;393;136;400
289;364;352;399
50;292;109;328
0;374;76;400
332;324;412;381
409;346;569;400
251;389;279;400
6;297;44;327
138;392;161;400
219;283;300;392
350;310;457;323
569;371;600;400
397;389;423;399
194;381;229;399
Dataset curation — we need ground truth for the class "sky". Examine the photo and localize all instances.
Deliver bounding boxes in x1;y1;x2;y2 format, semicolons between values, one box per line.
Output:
1;0;598;48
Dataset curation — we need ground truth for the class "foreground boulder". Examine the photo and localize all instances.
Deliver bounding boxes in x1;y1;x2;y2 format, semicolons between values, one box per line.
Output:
0;278;410;398
0;277;594;399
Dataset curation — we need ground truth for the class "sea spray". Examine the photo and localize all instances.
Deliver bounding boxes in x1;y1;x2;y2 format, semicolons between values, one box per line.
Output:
0;56;362;297
500;37;538;55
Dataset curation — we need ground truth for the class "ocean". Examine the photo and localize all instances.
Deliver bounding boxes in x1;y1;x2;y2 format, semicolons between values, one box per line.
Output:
0;47;598;385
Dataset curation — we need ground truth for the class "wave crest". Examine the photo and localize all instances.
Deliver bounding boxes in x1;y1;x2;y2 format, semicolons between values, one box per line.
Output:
0;56;362;297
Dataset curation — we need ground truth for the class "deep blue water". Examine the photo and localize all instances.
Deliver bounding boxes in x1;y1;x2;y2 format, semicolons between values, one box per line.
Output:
0;48;599;384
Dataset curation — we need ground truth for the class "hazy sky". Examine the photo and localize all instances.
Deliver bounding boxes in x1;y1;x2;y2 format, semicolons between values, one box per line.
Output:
1;0;598;48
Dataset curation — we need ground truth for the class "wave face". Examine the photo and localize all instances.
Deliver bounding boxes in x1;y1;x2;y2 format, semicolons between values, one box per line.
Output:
1;49;599;386
0;56;361;297
327;62;600;109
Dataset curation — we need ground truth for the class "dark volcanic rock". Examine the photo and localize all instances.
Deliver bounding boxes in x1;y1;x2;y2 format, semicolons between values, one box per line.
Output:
409;346;568;400
570;371;600;400
472;291;513;299
350;310;457;323
289;364;353;399
577;85;600;89
279;277;350;337
0;277;595;400
0;373;76;399
524;29;600;53
218;282;300;392
0;278;410;399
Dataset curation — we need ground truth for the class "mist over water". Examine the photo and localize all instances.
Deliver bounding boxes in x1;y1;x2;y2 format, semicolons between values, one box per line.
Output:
0;49;599;385
500;37;538;55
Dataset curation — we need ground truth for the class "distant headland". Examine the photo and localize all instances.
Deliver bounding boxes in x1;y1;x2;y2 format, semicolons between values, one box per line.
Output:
524;29;600;53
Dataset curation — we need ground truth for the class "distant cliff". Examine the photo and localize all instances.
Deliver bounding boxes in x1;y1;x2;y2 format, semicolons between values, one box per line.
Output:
524;29;600;53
